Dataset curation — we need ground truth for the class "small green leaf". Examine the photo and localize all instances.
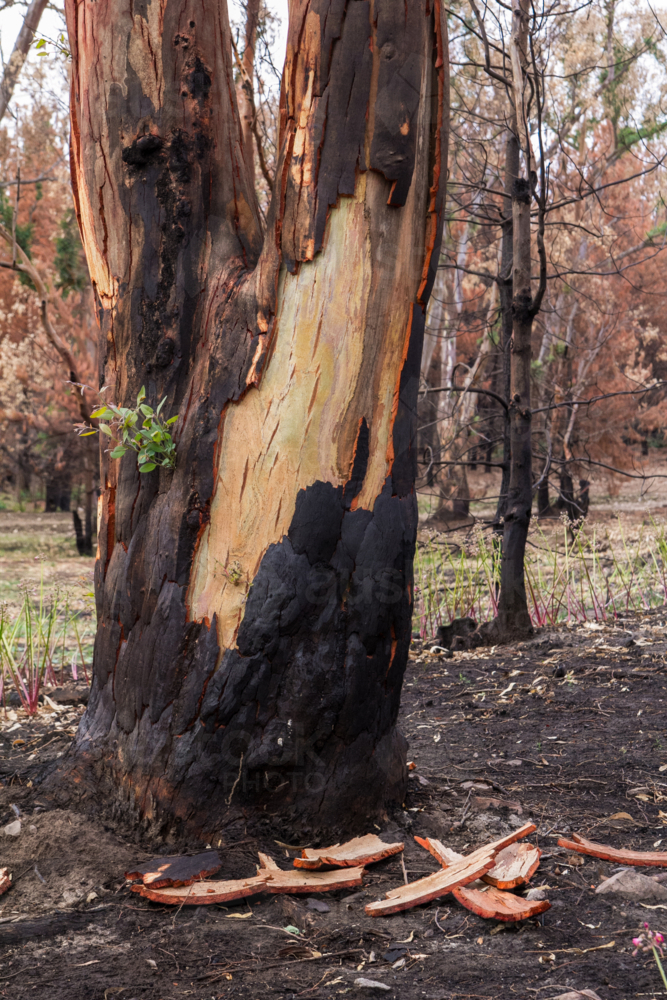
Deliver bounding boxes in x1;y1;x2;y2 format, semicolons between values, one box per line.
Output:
139;404;153;417
137;386;146;403
110;446;127;459
140;463;156;472
79;430;97;437
90;406;108;419
99;423;113;437
166;415;179;425
35;38;46;49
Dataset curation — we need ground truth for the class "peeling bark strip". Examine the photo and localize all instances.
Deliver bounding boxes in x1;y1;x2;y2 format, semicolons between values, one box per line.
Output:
452;885;550;922
125;850;221;887
0;869;11;897
293;834;404;870
64;0;448;836
558;835;667;867
415;836;541;890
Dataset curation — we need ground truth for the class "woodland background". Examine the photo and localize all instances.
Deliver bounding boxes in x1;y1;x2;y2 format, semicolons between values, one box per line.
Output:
1;0;667;623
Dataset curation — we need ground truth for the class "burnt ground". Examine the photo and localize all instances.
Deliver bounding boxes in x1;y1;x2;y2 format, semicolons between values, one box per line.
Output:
2;612;667;1000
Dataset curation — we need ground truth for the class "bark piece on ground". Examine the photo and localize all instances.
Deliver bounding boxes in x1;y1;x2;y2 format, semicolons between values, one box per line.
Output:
257;852;280;870
0;868;11;896
131;873;269;905
452;884;550;921
414;836;463;866
125;850;222;888
595;868;667;901
259;851;364;892
482;842;541;889
558;833;667;867
364;846;497;916
414;822;537;870
294;834;404;870
258;854;366;894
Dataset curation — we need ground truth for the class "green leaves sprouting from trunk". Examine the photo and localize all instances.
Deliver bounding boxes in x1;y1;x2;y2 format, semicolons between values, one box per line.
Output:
84;387;178;472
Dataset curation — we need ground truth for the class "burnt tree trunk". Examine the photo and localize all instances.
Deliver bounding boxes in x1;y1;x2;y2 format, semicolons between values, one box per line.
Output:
558;470;577;522
64;0;449;837
536;478;550;517
494;131;519;530
495;175;533;636
491;0;536;640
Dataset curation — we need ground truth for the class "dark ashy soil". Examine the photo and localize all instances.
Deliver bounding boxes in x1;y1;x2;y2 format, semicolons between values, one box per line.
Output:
2;611;667;1000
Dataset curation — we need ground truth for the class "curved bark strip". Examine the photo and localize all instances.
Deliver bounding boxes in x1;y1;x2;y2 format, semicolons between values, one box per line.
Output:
64;0;449;837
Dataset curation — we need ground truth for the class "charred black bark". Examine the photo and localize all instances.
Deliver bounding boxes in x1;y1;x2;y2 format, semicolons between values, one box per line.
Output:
494;132;519;530
58;0;449;838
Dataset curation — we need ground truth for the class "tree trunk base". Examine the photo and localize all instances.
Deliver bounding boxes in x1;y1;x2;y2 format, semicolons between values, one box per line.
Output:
43;726;408;842
72;510;93;556
443;615;534;652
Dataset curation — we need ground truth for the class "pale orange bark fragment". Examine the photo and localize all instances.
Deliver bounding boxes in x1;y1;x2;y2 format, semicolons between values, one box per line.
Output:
558;834;667;867
131;873;269;905
0;868;11;896
257;853;365;894
483;843;541;889
365;846;496;917
453;884;550;921
294;834;404;870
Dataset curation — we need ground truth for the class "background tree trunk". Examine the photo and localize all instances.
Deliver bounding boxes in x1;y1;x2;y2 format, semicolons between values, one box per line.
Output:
235;0;260;187
495;175;533;635
63;0;448;838
493;0;533;638
494;130;519;528
0;0;49;124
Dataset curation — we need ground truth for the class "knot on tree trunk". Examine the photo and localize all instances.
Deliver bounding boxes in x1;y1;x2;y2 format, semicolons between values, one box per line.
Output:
512;176;531;203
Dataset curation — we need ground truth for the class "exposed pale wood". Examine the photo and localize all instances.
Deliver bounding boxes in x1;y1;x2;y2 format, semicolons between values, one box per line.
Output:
259;851;365;891
364;847;496;917
415;825;540;889
414;823;537;870
132;874;269;906
188;165;434;650
483;843;541;889
452;884;550;921
558;834;667;867
473;823;536;852
259;858;365;894
294;835;404;870
257;852;280;871
0;868;11;896
125;851;221;888
414;836;463;867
